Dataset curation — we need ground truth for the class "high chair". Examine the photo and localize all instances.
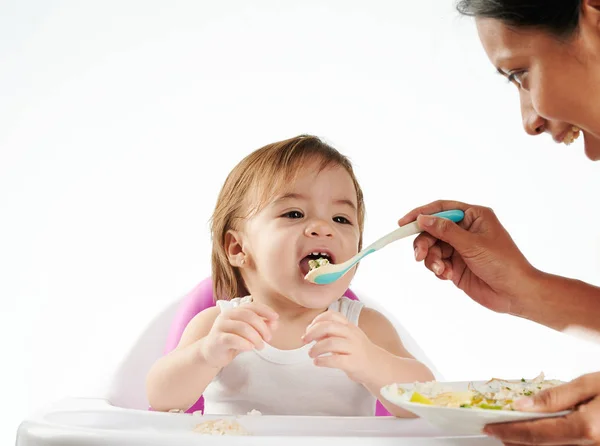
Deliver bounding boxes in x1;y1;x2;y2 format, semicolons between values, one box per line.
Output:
155;277;443;415
15;277;496;446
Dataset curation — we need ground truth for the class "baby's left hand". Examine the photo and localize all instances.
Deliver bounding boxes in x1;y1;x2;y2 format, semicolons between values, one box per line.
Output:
302;311;378;384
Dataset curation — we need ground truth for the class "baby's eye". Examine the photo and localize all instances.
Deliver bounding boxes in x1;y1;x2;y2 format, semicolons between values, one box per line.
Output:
282;210;304;219
333;216;351;224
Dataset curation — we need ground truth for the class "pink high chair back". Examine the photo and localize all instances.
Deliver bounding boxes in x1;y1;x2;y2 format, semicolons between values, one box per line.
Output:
162;277;392;416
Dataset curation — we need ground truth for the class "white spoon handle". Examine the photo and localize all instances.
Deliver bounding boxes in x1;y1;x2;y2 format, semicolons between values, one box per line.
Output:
365;221;421;252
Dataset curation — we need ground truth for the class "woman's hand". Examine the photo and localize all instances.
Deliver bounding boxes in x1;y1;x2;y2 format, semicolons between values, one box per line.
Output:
484;372;600;445
398;200;538;314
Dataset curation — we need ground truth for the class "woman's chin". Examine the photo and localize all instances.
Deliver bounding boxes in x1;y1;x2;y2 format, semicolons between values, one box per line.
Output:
583;131;600;161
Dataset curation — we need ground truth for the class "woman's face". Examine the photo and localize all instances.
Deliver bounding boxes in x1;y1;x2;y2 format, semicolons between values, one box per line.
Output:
475;8;600;161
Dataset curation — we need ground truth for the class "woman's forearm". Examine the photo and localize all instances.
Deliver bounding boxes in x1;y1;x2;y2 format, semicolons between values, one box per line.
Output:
512;269;600;333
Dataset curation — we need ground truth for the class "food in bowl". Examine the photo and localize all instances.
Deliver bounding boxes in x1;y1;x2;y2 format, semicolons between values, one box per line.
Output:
390;372;565;411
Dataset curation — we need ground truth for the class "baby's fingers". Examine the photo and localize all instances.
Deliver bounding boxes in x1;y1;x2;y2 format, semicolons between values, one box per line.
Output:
220;319;265;350
244;302;279;322
309;310;348;327
221;333;255;353
226;307;274;342
309;338;352;358
303;320;351;344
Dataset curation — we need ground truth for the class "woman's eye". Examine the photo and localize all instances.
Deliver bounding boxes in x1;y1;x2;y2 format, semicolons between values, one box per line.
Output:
283;210;304;219
333;216;351;224
508;70;528;89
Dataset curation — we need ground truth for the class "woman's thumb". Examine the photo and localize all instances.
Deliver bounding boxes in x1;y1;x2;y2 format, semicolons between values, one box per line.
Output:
514;374;600;413
417;214;473;253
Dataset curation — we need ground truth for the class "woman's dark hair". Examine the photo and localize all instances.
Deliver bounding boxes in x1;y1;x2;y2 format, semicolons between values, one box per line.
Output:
456;0;581;37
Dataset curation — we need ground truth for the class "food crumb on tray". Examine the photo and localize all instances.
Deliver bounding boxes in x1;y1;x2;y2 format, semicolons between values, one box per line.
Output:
193;409;261;435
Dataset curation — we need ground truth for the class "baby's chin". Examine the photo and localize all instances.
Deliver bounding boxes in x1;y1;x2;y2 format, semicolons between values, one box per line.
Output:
288;282;346;307
261;270;352;308
290;291;341;310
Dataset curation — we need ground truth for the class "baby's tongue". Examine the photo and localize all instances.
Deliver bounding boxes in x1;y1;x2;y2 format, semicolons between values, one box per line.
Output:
299;257;311;276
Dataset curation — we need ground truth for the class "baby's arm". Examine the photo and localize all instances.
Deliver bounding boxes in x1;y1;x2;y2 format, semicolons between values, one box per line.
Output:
146;306;221;412
358;308;435;418
146;300;278;412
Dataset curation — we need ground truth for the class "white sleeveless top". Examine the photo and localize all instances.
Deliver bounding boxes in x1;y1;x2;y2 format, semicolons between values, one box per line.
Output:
202;296;376;416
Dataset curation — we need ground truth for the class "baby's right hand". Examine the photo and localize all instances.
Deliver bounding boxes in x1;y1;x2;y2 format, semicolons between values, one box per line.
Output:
200;301;279;368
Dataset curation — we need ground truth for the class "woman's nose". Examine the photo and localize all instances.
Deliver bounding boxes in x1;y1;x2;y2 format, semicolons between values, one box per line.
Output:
523;113;545;136
520;90;546;136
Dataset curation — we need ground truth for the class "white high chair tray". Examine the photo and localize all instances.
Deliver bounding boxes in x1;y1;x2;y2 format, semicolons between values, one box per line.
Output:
17;398;501;446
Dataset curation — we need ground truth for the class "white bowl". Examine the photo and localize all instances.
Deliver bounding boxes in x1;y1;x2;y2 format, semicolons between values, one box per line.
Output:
380;380;571;436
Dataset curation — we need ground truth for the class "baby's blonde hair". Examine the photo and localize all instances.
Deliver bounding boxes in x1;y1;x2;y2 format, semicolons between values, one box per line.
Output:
210;134;365;301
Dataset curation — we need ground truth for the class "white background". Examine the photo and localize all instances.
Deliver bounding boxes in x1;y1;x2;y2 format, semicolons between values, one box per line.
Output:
2;0;600;443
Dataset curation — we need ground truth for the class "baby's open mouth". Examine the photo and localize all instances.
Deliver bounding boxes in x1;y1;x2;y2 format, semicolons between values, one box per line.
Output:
299;252;332;276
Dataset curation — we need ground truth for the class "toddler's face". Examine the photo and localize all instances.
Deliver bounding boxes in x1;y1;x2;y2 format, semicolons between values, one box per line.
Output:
241;160;360;308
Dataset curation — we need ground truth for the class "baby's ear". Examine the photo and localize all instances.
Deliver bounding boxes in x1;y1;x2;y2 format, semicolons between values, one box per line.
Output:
224;230;246;267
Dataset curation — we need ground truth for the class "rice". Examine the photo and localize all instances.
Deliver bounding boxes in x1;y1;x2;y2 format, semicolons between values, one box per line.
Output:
193;409;260;435
193;419;248;436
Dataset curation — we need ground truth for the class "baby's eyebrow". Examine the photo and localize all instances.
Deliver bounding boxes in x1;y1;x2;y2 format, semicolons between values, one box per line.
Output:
272;192;306;204
271;193;356;211
334;198;356;211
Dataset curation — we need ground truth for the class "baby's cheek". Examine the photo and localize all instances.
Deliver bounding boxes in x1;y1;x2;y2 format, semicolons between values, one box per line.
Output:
262;249;295;277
